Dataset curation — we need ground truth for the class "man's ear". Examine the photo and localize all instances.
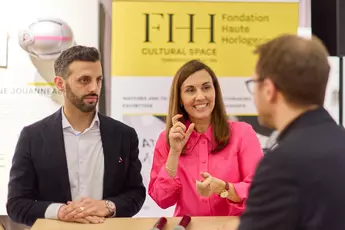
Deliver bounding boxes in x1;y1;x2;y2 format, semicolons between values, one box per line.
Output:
264;78;278;103
53;76;65;92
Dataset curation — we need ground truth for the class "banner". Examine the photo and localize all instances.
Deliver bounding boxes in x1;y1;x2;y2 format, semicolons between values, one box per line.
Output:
112;0;299;77
111;0;299;217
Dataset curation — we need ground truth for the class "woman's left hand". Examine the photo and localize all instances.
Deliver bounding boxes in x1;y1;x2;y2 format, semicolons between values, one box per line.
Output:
196;172;226;197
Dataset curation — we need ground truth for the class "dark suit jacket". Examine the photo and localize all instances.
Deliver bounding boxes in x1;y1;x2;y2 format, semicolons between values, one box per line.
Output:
238;107;345;230
6;109;146;226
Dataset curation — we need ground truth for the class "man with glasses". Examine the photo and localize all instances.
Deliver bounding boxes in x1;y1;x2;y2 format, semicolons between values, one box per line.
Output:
235;34;345;230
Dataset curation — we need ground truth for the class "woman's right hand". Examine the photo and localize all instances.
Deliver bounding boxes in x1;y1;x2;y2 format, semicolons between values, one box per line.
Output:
168;114;195;155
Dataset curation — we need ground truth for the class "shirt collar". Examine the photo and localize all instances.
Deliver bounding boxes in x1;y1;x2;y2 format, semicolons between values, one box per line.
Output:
61;108;100;129
184;120;214;150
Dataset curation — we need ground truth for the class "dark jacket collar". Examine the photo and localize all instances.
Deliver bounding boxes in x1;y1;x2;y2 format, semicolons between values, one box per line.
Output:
277;107;336;142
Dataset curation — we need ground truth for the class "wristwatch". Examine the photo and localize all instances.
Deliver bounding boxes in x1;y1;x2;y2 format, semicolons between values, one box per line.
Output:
105;200;116;217
220;182;230;198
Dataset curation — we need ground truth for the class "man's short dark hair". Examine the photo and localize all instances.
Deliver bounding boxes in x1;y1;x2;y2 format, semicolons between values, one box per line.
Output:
254;34;330;106
54;45;101;79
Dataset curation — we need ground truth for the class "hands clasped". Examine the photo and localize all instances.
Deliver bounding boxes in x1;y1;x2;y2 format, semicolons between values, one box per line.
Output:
58;197;110;224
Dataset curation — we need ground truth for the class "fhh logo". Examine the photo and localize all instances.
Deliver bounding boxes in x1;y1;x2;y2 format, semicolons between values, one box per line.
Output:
143;13;215;43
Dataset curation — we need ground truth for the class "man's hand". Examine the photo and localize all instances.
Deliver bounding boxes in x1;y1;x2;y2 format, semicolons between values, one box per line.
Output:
62;197;110;220
57;204;105;224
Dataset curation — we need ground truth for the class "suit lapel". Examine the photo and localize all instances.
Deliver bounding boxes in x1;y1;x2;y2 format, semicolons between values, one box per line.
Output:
42;108;72;201
99;113;123;198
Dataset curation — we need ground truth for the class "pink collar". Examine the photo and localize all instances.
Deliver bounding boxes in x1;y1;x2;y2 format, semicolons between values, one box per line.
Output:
184;120;215;152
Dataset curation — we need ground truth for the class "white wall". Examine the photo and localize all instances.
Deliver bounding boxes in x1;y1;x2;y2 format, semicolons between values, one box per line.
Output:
0;0;99;215
99;0;113;115
299;0;311;27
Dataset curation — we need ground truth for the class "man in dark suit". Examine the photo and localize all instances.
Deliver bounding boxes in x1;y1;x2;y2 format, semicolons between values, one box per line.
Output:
6;46;146;226
235;34;345;230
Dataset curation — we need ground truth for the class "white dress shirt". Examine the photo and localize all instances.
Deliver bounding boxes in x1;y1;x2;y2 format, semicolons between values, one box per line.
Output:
44;109;104;219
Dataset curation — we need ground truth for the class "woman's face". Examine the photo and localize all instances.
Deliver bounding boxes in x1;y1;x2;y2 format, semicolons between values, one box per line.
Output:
180;69;216;123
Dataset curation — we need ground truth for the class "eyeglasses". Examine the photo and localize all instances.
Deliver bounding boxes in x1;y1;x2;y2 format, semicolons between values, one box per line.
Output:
245;79;263;95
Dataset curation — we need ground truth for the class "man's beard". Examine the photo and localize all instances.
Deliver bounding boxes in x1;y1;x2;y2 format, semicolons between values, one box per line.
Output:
66;84;98;113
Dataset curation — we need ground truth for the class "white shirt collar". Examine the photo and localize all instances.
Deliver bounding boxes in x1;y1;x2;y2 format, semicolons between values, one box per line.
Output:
61;107;100;129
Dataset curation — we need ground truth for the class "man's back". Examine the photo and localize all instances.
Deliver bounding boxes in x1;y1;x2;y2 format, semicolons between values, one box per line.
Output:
238;108;345;230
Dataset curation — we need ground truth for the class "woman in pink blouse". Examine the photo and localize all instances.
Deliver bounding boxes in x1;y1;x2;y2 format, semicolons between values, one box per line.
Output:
148;60;263;217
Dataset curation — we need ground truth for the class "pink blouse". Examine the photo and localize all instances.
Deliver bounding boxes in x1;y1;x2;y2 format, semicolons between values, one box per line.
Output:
148;121;263;217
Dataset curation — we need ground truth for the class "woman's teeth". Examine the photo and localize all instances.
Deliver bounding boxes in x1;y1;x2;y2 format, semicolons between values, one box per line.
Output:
194;104;207;109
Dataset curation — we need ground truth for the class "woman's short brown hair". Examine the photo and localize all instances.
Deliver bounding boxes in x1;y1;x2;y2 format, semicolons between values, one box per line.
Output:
165;60;230;153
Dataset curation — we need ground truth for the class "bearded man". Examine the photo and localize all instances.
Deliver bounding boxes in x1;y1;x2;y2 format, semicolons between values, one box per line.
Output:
6;46;146;226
